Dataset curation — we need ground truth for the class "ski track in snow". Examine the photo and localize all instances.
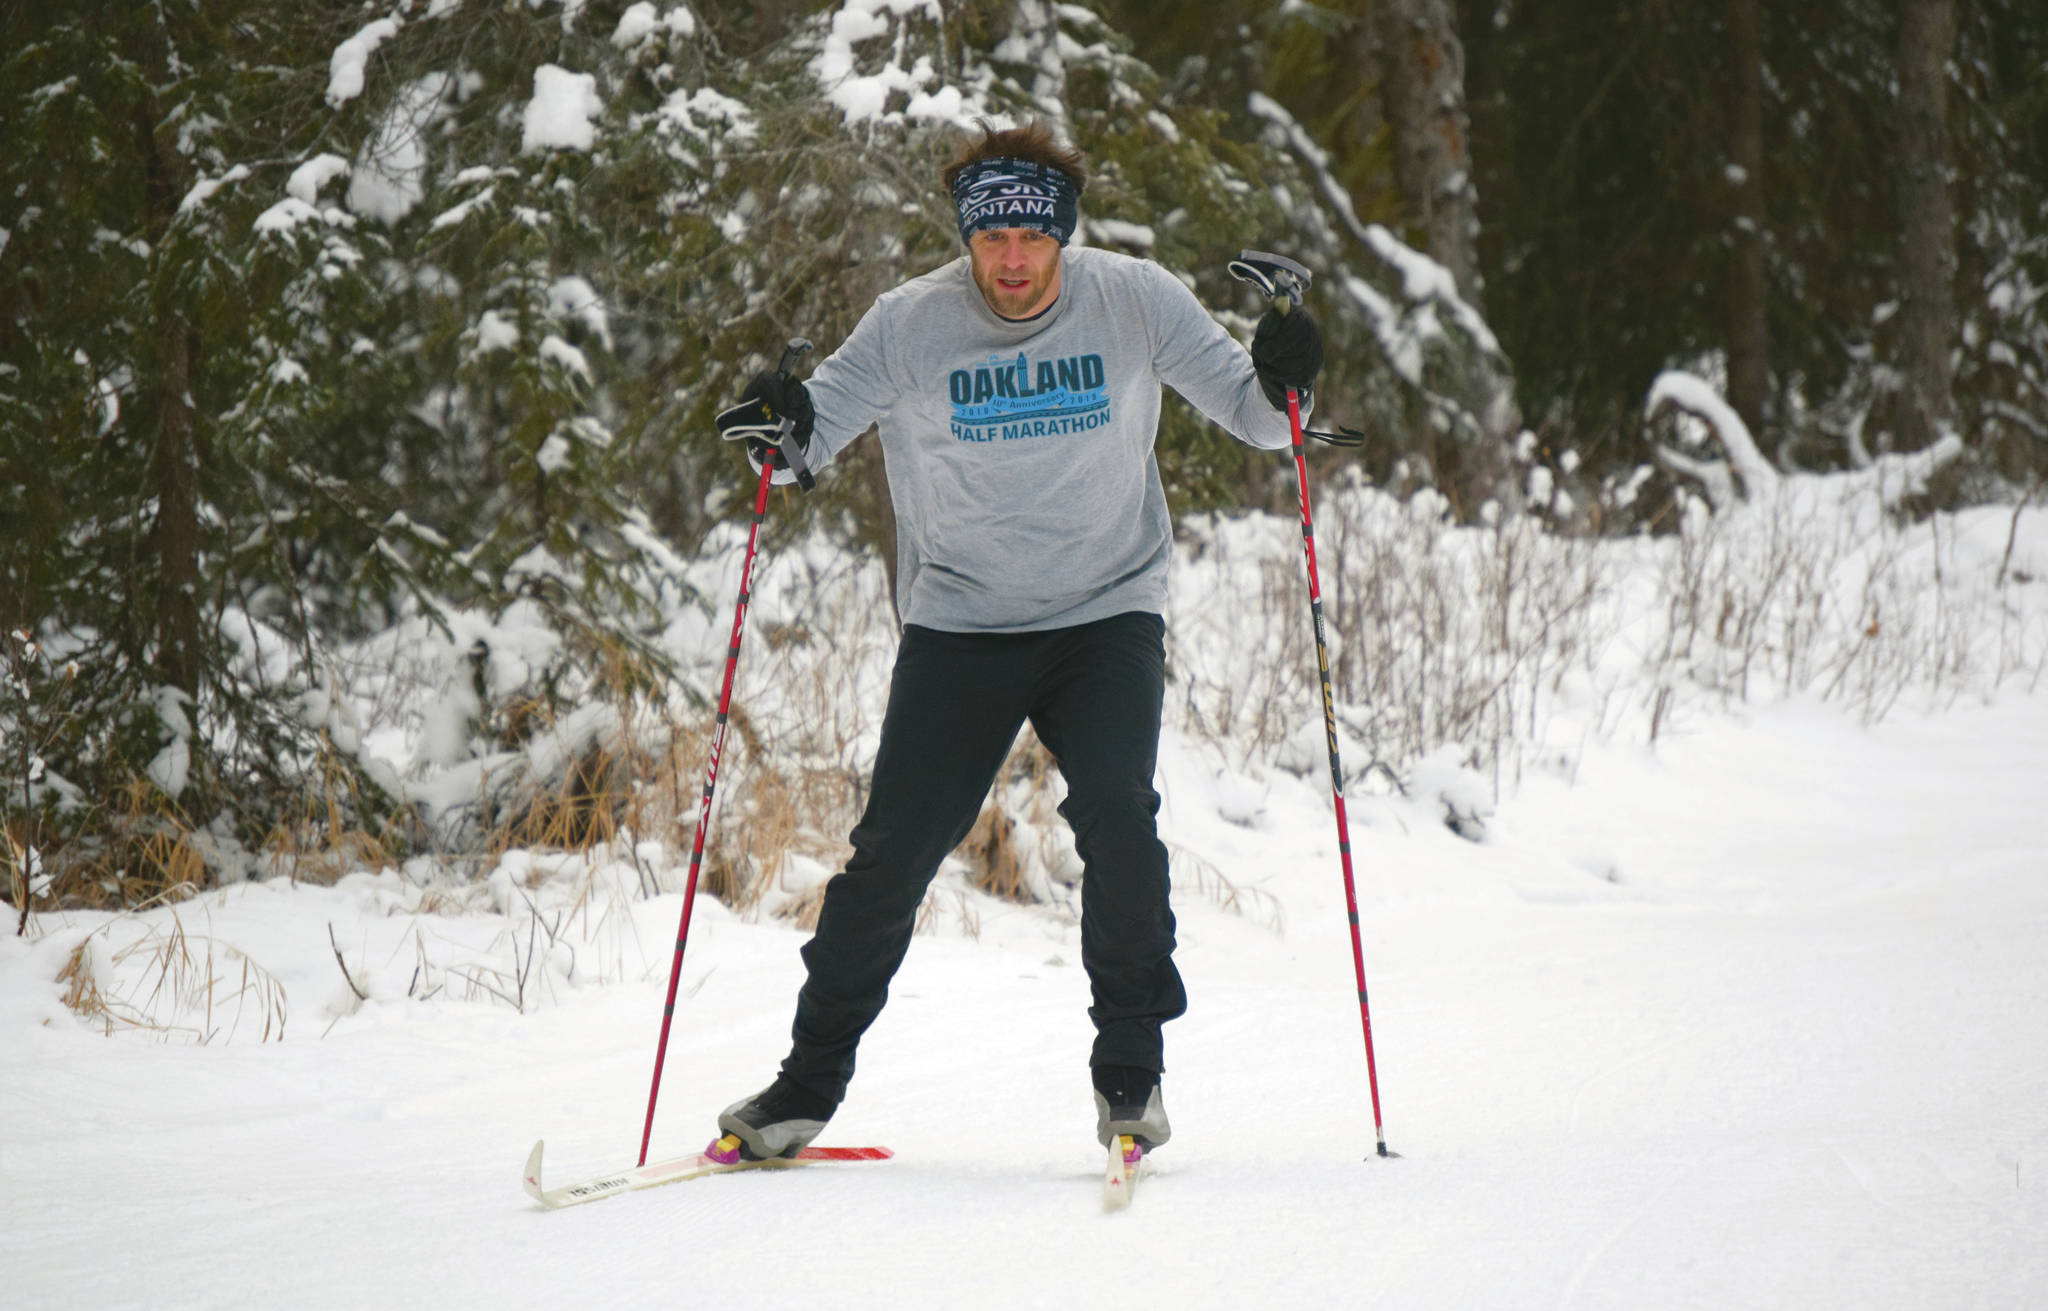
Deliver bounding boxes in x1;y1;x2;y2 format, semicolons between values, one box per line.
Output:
4;695;2047;1309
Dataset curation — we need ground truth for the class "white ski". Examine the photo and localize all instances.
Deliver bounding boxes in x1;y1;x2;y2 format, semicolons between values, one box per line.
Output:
1102;1134;1142;1211
522;1139;892;1210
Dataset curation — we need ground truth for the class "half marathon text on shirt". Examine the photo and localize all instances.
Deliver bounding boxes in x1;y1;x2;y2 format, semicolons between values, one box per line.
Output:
948;350;1111;443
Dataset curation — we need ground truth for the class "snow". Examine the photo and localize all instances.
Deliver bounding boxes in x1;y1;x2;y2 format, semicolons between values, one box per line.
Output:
176;164;250;216
6;689;2046;1306
1088;217;1156;250
656;86;756;141
548;276;613;351
347;75;450;225
29;75;79;107
522;65;604;154
1648;369;1776;493
536;432;573;473
1363;223;1502;357
87;373;120;435
471;310;519;356
325;18;401;109
904;84;971;125
5;478;2046;1306
428;185;495;231
612;1;660;47
539;334;592;383
612;1;695;47
812;0;971;126
286;154;351;205
142;686;192;798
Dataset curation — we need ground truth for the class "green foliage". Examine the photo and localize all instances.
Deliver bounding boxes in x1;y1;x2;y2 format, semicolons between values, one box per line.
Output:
2;3;363;869
1462;0;2048;491
8;0;2045;905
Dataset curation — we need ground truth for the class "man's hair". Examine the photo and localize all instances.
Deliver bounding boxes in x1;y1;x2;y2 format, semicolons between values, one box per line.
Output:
941;118;1088;196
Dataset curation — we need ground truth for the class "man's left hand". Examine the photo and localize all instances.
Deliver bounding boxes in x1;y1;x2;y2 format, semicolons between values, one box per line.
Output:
1251;306;1323;411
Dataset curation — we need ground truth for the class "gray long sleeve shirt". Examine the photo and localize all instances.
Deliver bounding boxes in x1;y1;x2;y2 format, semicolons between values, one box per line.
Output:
802;246;1299;632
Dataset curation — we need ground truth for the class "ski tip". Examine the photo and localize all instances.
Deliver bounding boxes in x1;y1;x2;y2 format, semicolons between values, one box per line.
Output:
1103;1134;1138;1212
522;1140;546;1200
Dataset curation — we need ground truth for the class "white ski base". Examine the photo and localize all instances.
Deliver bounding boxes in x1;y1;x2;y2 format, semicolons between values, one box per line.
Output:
522;1139;890;1209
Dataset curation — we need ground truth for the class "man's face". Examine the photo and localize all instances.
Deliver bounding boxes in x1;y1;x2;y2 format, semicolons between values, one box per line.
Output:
968;227;1063;320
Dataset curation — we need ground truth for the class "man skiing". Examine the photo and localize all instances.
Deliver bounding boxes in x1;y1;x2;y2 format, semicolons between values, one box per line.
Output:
710;118;1322;1161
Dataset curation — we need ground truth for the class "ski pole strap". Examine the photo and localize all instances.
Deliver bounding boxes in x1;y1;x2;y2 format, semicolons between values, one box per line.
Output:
778;425;816;492
777;337;816;491
1303;424;1366;449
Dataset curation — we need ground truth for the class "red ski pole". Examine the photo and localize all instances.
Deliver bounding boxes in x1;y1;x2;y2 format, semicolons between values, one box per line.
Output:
638;339;812;1166
1285;383;1393;1160
1228;252;1393;1159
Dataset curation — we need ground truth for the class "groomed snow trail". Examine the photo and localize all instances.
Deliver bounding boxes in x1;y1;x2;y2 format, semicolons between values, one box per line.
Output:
3;696;2044;1310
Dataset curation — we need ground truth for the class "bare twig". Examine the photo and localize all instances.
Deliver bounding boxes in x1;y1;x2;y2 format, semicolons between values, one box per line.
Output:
327;922;367;1001
1998;474;2043;588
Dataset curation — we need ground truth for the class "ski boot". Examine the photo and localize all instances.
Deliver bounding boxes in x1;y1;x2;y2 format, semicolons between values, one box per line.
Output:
1092;1064;1171;1152
710;1075;837;1163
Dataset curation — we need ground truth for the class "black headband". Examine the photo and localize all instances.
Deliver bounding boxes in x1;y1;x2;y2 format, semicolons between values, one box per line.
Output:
951;156;1080;247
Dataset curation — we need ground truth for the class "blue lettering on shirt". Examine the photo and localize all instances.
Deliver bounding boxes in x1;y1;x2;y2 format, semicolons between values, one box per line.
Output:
947;351;1110;443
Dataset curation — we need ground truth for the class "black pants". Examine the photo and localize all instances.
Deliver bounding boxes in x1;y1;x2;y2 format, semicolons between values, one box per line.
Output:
780;610;1187;1104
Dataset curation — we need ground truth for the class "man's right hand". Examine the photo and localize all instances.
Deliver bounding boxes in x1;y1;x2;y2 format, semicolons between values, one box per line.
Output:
715;371;815;474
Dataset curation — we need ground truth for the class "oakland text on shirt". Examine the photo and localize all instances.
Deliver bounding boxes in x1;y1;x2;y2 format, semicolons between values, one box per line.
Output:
947;350;1111;443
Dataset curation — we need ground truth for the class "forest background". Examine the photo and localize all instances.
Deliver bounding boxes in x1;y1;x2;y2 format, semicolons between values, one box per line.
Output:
3;0;2045;916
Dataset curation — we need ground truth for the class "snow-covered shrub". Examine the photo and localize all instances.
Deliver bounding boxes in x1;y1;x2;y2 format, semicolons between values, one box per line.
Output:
1171;468;1609;782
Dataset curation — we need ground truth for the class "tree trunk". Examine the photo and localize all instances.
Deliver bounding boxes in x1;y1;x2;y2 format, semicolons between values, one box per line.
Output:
1375;0;1484;310
151;323;204;699
1893;0;1958;452
1724;0;1772;443
133;46;203;701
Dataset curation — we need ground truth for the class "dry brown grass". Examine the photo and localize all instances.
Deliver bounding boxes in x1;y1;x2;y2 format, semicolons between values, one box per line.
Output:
1166;841;1284;933
33;782;214;912
491;739;635;861
264;754;396;886
951;731;1064;904
56;898;288;1042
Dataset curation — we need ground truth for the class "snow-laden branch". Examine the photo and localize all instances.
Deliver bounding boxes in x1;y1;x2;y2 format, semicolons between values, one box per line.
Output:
1646;370;1779;508
327;18;402;110
1864;427;1966;505
1647;369;1966;512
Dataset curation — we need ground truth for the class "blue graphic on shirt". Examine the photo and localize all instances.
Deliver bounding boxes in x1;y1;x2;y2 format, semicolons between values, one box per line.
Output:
947;351;1110;443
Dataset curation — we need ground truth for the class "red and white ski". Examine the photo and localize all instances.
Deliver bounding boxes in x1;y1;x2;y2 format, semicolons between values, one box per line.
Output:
1102;1134;1143;1211
522;1137;892;1209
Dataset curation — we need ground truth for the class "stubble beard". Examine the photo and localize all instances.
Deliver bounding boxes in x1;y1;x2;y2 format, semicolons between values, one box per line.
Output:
973;258;1059;321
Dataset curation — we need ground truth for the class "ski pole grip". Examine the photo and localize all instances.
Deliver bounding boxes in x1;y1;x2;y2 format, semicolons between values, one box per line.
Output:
1227;250;1312;314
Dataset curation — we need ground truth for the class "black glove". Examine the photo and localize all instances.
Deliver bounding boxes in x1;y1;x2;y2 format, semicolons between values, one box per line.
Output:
715;370;815;475
1251;305;1323;411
